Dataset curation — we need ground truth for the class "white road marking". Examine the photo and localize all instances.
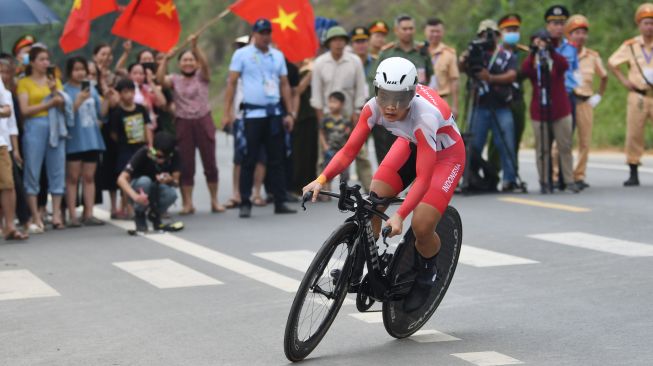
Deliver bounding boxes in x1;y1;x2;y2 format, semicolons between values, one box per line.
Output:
451;351;524;366
0;270;60;301
529;232;653;257
113;259;222;289
460;245;539;267
96;209;301;292
253;250;346;272
410;329;461;343
348;311;383;323
253;250;316;272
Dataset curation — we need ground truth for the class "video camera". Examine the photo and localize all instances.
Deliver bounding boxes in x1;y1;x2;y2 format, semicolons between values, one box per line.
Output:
529;29;553;57
464;28;497;75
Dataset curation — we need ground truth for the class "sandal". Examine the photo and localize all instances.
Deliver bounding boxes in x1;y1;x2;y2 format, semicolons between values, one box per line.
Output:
82;217;105;226
67;220;82;228
179;207;196;216
211;204;226;213
252;196;267;207
52;222;66;230
224;198;241;209
4;230;29;241
28;223;45;234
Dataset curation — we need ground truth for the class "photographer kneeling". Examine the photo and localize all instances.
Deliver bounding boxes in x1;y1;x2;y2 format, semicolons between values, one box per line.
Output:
117;132;182;233
462;20;519;192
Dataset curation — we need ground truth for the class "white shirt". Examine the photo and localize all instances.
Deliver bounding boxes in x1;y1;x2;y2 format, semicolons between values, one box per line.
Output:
0;79;18;150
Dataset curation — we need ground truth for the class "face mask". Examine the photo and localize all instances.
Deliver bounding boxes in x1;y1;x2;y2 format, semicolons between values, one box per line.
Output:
502;32;520;45
22;54;29;66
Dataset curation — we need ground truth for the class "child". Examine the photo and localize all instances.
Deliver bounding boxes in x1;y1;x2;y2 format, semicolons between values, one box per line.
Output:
109;78;153;216
319;91;351;195
109;78;153;175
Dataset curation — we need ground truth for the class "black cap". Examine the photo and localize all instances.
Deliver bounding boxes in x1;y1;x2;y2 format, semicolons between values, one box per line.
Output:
153;132;176;155
252;18;272;33
350;26;370;42
545;5;570;22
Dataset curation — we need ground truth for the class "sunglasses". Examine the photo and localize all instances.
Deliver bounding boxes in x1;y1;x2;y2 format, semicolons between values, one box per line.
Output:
149;147;173;160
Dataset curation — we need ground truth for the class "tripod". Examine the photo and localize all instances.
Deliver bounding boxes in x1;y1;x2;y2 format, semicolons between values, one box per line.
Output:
536;51;555;193
460;76;527;193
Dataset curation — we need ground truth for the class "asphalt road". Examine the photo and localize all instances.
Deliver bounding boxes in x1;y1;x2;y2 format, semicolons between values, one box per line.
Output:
1;133;652;366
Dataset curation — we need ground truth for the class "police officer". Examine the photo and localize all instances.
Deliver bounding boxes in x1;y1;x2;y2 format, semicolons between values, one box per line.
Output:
368;20;390;60
371;14;433;163
566;15;608;190
608;3;653;186
424;18;459;117
375;14;433;85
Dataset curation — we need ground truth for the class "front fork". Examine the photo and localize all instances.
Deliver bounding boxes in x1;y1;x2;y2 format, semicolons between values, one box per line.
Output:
348;221;391;299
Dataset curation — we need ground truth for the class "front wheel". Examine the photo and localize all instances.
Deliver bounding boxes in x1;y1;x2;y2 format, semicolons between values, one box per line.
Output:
283;222;357;362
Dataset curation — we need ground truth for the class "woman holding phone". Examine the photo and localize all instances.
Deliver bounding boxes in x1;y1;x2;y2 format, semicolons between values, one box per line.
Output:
63;56;110;227
16;47;65;232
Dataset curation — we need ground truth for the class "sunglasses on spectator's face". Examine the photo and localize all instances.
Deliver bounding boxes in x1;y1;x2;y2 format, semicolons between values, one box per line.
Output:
149;148;173;160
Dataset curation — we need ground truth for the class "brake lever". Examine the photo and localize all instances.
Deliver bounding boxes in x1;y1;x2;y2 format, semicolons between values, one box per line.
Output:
381;226;392;247
301;191;313;211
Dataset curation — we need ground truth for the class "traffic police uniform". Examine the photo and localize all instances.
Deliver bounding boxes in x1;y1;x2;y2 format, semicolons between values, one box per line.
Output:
566;15;608;185
608;3;653;185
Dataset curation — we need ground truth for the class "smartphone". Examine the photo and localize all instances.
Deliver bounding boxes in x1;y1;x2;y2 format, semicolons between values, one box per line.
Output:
142;62;157;73
46;66;56;78
81;80;90;91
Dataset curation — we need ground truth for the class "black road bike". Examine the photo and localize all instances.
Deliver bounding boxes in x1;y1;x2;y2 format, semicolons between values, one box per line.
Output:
283;180;463;362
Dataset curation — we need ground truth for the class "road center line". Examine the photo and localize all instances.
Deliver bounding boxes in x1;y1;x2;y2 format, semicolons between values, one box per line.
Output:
498;197;591;213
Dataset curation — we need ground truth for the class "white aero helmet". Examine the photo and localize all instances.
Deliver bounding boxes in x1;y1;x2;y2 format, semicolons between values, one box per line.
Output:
373;57;418;109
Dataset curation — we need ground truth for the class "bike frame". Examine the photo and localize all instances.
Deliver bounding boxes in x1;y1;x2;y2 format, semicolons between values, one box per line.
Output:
303;180;407;303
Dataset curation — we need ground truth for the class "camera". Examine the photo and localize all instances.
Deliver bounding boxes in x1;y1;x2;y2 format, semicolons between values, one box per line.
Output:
464;28;496;75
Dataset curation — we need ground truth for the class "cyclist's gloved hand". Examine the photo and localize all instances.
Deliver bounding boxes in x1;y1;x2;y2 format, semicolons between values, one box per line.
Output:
385;213;403;238
302;179;324;203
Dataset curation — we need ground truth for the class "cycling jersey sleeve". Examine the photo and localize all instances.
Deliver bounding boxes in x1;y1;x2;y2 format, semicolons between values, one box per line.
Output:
317;106;373;184
396;129;437;219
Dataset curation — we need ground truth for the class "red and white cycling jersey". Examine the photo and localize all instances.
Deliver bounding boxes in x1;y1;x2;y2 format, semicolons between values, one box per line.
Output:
319;85;465;218
362;85;462;153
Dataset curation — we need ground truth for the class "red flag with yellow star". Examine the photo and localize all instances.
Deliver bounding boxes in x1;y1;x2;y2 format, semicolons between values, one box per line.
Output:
111;0;181;52
59;0;119;53
229;0;318;62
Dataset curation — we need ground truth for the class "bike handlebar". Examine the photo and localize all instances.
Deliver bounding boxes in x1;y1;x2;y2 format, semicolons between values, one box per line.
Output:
301;180;403;225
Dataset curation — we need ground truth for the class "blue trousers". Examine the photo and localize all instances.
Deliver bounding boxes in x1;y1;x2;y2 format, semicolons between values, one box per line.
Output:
471;106;516;184
130;176;178;214
22;116;65;195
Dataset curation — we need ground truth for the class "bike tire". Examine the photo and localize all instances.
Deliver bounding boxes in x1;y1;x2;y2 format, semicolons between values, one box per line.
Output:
283;222;358;362
382;206;463;338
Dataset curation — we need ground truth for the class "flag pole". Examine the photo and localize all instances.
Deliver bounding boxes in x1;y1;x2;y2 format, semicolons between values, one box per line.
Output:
171;8;231;54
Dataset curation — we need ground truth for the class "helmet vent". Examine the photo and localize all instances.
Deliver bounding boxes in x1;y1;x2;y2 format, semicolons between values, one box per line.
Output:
399;74;406;84
383;72;388;83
